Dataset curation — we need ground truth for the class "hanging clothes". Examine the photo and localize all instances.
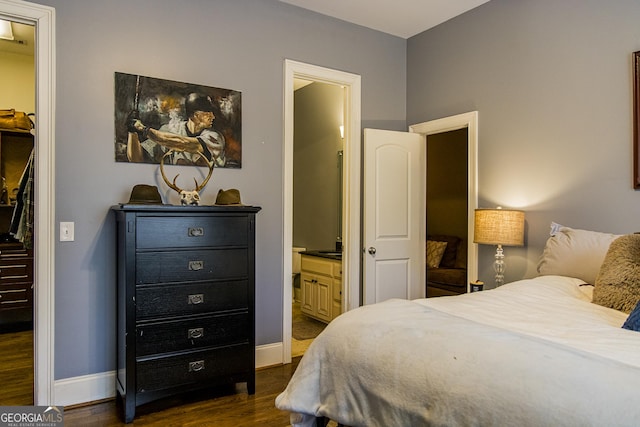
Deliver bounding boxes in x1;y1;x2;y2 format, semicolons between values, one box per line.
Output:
10;148;34;249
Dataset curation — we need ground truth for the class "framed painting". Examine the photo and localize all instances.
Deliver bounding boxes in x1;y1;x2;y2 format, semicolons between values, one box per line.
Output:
633;52;640;188
114;72;241;168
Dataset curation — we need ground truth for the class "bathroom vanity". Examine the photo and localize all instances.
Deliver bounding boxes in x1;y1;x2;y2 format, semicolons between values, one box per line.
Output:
299;251;342;323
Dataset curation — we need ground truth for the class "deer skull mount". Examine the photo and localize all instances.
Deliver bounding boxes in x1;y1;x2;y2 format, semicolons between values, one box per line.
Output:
159;151;214;206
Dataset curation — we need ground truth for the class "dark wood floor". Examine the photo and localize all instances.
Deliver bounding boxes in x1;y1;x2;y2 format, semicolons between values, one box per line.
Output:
63;358;300;426
0;329;303;426
0;328;33;405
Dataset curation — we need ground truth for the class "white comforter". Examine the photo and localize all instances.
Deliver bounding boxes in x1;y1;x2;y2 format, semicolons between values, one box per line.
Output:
275;276;640;427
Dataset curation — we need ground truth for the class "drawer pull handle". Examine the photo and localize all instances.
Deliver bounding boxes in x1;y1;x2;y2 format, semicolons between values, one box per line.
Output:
188;260;204;271
188;327;204;339
188;227;204;237
189;360;205;372
188;294;204;305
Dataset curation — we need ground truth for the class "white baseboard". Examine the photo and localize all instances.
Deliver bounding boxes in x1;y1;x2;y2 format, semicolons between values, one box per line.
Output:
255;342;284;368
54;342;286;407
55;370;116;407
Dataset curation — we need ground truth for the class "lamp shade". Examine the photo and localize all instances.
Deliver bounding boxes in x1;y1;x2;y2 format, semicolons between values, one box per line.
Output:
474;208;525;246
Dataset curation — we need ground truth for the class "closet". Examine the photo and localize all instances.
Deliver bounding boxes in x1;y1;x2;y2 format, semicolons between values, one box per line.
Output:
0;128;34;329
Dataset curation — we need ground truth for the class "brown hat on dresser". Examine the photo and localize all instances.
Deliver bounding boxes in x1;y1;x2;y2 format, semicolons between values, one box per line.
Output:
127;184;163;204
215;188;243;206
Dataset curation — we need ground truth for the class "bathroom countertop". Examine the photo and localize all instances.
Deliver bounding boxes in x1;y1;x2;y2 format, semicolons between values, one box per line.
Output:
301;250;342;261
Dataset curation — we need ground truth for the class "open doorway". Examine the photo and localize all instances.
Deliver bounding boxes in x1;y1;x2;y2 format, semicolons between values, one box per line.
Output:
425;128;469;297
360;114;478;305
0;17;35;406
283;60;361;364
291;79;343;357
410;112;479;291
0;0;56;406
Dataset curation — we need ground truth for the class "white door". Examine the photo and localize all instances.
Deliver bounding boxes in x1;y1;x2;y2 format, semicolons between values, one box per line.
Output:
363;128;425;304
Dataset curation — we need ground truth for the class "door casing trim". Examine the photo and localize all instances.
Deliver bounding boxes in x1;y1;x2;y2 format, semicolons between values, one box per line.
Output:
283;60;361;364
0;0;56;405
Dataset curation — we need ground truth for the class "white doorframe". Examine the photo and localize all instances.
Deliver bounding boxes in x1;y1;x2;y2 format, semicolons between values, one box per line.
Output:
0;0;56;405
283;60;361;364
410;111;479;288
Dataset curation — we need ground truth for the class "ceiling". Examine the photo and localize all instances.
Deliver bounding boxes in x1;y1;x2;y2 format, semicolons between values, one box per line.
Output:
0;20;34;56
279;0;491;39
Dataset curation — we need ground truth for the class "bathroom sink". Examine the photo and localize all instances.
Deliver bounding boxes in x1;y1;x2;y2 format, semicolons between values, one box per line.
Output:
302;250;342;259
317;250;342;256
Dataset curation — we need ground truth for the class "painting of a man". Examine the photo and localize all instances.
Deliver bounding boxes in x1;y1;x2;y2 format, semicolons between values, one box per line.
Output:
114;73;241;168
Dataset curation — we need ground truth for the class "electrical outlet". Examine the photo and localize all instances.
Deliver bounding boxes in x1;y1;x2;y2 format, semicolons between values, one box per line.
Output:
60;222;74;241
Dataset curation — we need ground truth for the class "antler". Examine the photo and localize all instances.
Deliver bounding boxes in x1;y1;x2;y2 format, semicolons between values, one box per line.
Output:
194;156;215;191
160;150;215;192
159;150;183;193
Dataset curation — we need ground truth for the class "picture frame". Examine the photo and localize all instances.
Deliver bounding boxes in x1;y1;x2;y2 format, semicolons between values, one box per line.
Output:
633;51;640;189
114;72;242;168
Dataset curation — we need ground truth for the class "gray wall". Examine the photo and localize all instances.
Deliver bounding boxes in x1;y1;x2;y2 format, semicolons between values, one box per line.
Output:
33;0;406;381
293;82;343;251
408;0;640;287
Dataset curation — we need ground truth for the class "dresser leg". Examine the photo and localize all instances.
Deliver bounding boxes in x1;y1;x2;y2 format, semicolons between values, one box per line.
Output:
124;400;136;423
116;392;136;423
247;378;256;395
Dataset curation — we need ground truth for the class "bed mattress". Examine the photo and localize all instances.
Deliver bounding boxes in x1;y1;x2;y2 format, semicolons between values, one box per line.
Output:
276;276;640;426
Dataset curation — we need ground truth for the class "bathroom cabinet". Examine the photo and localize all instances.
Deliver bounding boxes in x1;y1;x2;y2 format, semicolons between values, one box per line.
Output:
300;255;342;323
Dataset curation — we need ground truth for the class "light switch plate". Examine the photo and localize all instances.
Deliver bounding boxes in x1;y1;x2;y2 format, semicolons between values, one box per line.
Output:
60;222;74;241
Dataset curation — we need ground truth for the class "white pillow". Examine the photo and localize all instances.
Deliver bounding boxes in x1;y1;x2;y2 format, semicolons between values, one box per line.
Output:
537;222;621;285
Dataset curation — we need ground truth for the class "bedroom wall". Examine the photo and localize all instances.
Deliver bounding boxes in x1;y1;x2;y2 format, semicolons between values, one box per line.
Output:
30;0;406;383
408;0;640;286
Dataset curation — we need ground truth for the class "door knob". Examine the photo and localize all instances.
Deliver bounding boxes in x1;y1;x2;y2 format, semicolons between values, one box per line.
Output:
368;247;376;255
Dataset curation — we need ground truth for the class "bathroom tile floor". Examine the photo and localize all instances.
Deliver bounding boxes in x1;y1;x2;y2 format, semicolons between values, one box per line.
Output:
291;337;313;357
291;301;326;357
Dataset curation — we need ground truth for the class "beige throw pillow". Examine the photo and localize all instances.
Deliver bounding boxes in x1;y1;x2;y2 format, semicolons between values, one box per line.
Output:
593;234;640;313
537;223;621;285
427;240;448;268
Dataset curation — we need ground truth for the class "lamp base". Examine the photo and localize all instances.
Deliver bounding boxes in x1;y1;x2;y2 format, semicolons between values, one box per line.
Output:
494;244;505;287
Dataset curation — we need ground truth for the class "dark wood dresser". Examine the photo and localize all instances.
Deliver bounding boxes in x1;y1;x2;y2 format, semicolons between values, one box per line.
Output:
111;204;261;423
0;243;33;327
0;129;34;330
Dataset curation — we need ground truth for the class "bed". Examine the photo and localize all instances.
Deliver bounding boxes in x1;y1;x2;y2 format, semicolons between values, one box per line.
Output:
275;224;640;426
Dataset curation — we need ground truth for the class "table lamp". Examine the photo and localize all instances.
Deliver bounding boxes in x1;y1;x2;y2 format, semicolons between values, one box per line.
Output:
473;207;525;287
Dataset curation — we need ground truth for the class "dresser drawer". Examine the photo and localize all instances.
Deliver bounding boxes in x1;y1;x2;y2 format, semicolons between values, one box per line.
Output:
0;284;32;308
136;216;248;249
136;248;247;284
136;343;251;392
0;258;32;284
136;312;249;356
136;280;248;319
